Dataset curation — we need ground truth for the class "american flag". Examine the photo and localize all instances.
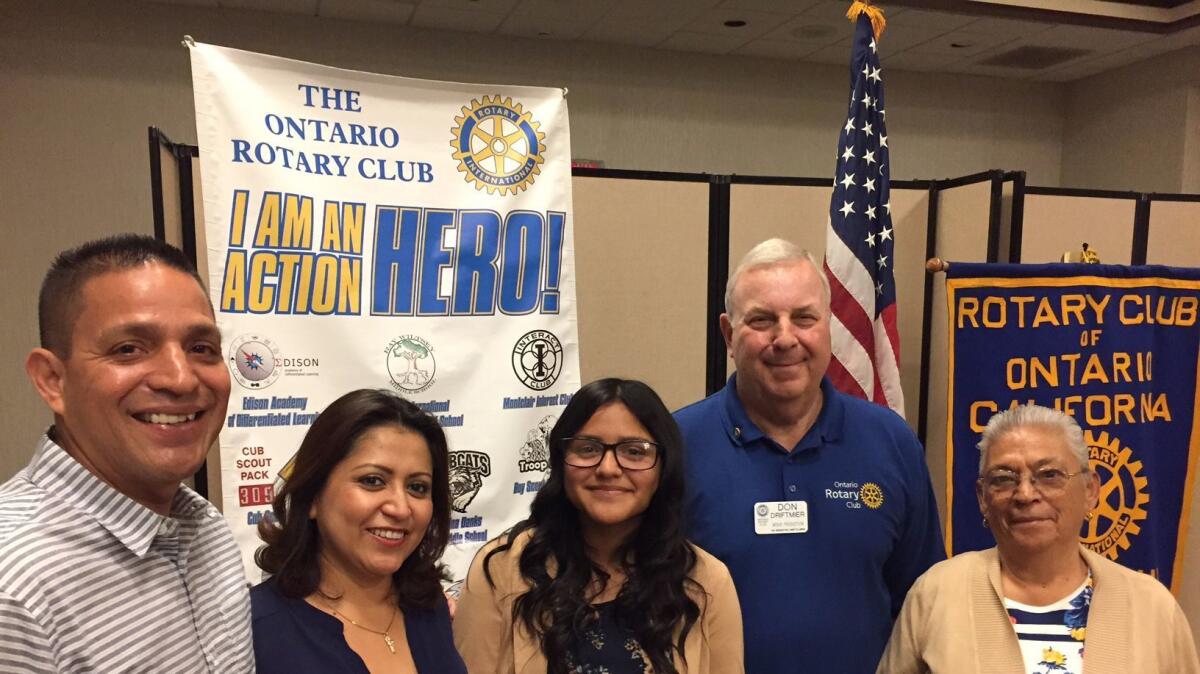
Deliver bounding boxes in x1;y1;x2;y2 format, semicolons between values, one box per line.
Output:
823;8;905;417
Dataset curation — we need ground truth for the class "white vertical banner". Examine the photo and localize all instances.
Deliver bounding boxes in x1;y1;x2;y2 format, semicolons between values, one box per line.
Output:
189;43;579;584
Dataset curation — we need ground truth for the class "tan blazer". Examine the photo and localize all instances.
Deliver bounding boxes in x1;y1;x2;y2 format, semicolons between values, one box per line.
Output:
453;531;744;674
876;545;1200;674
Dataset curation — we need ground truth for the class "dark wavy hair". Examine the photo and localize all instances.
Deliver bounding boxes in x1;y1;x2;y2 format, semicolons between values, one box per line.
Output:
256;388;451;609
484;378;700;674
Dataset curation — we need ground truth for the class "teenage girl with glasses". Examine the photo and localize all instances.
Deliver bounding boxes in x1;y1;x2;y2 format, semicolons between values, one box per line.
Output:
453;378;744;674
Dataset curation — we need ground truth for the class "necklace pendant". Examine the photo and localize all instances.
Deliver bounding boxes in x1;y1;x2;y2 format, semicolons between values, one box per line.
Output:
383;633;396;654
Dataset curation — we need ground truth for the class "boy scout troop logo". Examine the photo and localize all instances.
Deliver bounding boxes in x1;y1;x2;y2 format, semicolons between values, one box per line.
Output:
386;335;436;394
518;415;557;473
512;330;564;391
450;95;546;196
229;334;281;389
449;451;492;513
1082;430;1149;560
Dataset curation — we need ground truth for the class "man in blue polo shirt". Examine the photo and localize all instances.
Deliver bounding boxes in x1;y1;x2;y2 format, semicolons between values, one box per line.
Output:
675;238;944;674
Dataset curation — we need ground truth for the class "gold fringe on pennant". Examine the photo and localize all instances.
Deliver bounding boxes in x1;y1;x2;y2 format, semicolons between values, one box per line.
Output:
847;1;887;40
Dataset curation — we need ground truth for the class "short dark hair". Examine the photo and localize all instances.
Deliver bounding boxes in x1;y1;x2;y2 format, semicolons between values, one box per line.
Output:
256;389;451;610
38;234;204;355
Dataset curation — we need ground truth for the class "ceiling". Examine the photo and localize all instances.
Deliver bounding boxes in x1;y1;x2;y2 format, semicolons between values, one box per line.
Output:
149;0;1200;82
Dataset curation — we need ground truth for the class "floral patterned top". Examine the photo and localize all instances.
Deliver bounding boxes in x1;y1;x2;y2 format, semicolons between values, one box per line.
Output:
1004;573;1093;674
565;601;651;674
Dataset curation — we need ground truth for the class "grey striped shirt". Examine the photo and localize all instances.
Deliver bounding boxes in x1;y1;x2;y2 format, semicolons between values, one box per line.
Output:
0;435;254;673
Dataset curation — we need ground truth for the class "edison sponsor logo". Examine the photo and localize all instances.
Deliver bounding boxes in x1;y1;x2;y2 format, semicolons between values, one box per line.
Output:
386;335;436;394
229;334;282;389
229;334;320;389
449;451;492;513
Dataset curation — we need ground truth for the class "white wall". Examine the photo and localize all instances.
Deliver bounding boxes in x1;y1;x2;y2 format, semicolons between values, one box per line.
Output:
1061;44;1200;192
1184;85;1200;194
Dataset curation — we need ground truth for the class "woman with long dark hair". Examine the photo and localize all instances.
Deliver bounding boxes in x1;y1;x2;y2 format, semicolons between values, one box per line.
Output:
454;378;743;673
251;388;466;673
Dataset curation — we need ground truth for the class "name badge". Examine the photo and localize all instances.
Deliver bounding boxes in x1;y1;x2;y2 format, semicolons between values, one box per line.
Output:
753;500;808;535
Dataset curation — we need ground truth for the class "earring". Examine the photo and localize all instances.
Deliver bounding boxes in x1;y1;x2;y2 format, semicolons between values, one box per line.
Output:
982;516;989;528
1086;512;1095;520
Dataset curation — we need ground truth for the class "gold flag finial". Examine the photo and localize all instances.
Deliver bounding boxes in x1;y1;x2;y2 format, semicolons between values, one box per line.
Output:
847;1;887;40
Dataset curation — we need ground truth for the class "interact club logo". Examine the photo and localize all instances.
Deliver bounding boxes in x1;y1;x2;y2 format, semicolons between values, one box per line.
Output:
229;334;281;389
512;330;564;391
450;95;546;196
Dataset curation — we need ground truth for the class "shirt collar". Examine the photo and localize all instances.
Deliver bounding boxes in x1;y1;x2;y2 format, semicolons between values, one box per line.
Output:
720;375;845;453
28;433;211;557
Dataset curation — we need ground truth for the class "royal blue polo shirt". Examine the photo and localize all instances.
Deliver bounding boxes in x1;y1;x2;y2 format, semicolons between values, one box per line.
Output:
675;376;944;674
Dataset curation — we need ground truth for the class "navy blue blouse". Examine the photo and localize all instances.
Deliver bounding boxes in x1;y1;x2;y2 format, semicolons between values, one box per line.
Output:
251;580;466;674
566;601;649;674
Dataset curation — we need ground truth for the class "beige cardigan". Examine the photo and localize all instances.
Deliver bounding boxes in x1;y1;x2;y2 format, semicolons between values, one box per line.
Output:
876;546;1200;674
453;531;744;674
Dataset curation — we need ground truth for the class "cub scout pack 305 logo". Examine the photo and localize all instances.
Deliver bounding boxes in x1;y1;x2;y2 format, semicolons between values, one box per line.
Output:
512;330;564;391
229;334;281;389
386;335;436;394
450;95;546;196
1082;430;1149;560
449;451;492;513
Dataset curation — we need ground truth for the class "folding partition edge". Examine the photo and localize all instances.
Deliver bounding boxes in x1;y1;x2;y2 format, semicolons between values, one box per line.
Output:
706;176;732;396
987;170;1004;263
916;181;940;447
1008;172;1026;264
175;146;206;499
148;127;166;243
176;146;199;269
1132;194;1150;266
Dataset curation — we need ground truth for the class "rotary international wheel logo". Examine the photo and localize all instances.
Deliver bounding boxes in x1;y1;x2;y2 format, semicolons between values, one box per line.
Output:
1082;430;1149;560
450;95;546;196
860;482;884;509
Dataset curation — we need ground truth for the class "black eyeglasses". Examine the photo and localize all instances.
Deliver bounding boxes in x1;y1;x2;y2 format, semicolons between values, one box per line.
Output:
560;437;661;471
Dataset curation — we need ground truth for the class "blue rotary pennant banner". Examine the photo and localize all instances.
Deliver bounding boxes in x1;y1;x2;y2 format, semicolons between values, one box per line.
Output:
945;262;1200;591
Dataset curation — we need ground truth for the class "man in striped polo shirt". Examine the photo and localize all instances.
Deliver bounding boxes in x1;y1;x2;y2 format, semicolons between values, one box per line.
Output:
0;235;253;672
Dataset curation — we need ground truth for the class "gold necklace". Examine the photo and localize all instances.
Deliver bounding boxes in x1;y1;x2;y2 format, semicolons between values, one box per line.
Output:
322;600;399;654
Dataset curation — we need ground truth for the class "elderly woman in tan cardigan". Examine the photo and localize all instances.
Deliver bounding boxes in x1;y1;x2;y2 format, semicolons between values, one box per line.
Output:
877;404;1199;674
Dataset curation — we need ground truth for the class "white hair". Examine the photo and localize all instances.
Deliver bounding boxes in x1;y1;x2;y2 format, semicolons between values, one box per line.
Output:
724;238;831;318
977;404;1089;476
